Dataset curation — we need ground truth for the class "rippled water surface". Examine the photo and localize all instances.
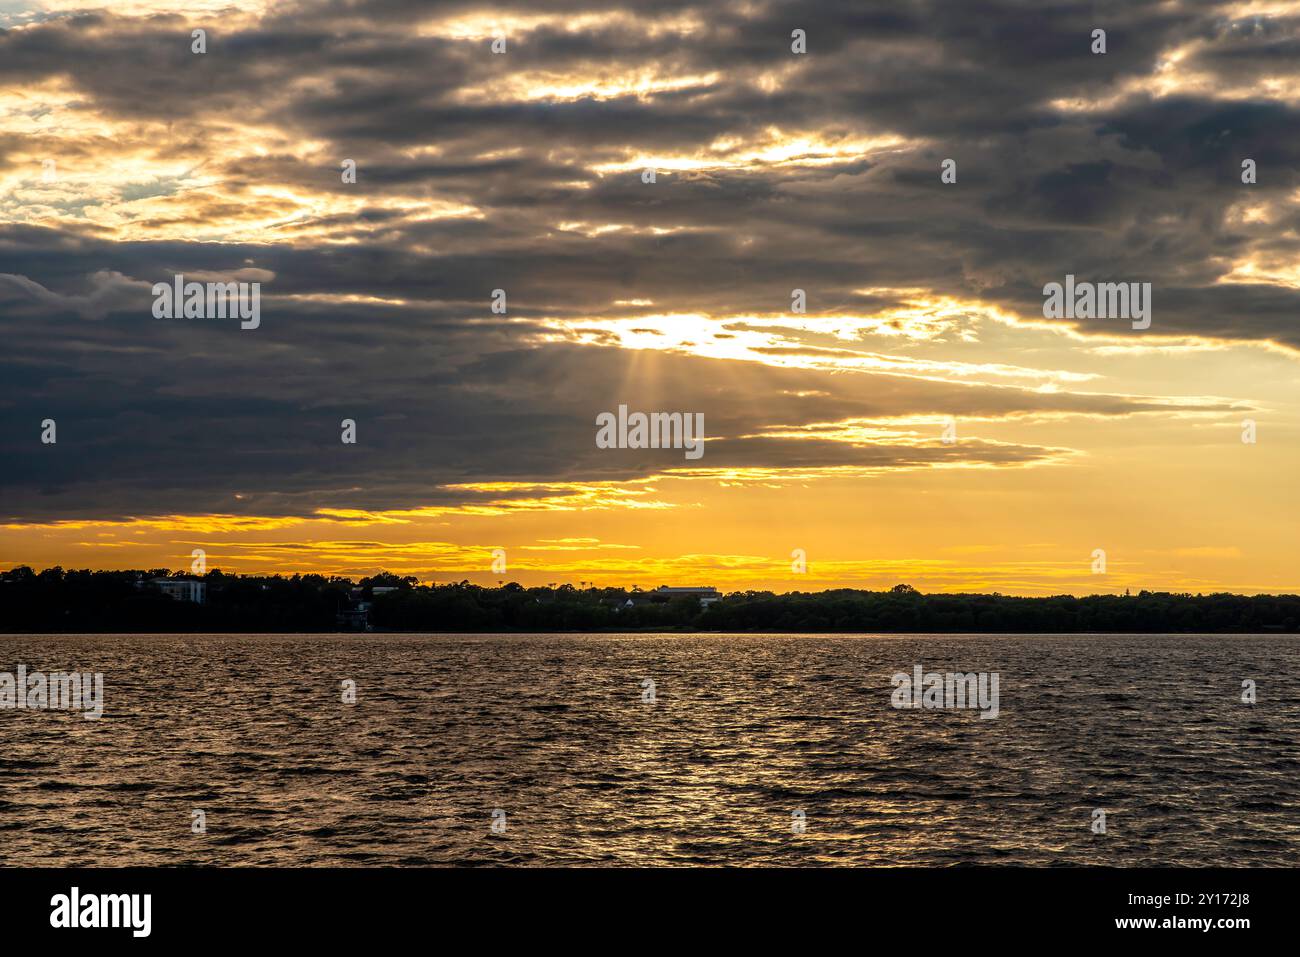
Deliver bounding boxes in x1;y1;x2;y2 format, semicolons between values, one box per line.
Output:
1;633;1297;866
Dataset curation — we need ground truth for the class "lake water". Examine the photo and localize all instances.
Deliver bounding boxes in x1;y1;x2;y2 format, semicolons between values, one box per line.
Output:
1;633;1296;866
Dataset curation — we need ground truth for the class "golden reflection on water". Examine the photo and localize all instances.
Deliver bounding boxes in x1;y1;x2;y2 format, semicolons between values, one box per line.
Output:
0;633;1295;865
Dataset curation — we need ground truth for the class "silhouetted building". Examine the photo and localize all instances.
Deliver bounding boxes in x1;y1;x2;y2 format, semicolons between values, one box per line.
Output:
655;586;722;606
152;579;206;604
337;588;373;631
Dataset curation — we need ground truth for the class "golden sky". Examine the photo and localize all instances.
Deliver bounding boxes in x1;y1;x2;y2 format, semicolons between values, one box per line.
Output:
2;1;1298;595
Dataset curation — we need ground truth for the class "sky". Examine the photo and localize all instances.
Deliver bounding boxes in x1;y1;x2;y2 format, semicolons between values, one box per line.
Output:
1;0;1298;595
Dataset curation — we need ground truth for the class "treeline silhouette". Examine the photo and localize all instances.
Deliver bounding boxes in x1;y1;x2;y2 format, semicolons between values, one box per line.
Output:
2;567;1298;633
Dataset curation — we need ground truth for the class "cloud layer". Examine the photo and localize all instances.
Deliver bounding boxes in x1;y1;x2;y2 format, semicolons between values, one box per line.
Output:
0;1;1296;592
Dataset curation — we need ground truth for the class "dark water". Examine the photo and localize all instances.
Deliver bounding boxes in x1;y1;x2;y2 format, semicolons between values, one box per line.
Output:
0;633;1296;866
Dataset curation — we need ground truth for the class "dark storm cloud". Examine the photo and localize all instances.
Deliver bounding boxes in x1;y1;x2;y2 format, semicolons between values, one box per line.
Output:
0;0;1292;521
0;238;1236;523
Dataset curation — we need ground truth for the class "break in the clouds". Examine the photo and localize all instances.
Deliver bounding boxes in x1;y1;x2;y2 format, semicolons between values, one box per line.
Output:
0;0;1297;592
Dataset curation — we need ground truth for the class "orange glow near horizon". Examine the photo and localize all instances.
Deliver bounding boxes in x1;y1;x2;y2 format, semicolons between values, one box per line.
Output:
3;1;1300;597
